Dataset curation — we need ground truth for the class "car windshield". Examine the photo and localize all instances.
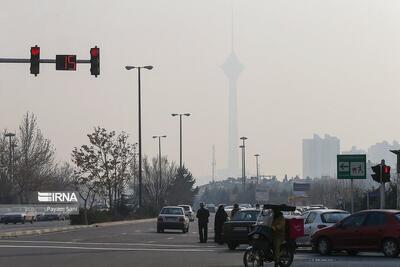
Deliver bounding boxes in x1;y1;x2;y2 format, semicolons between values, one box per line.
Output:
395;213;400;222
232;210;260;221
161;208;183;215
321;212;349;223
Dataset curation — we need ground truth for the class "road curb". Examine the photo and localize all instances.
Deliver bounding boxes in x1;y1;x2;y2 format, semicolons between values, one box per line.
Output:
0;225;93;239
0;218;156;239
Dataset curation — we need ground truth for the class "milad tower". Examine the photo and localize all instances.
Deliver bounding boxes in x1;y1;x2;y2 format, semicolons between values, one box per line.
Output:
221;5;243;178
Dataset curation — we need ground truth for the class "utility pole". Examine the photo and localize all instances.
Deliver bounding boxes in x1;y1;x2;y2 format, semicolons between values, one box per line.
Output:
254;154;260;184
390;150;400;209
5;133;15;181
171;113;190;170
240;137;247;192
380;159;385;209
125;65;154;208
212;145;216;182
153;135;166;207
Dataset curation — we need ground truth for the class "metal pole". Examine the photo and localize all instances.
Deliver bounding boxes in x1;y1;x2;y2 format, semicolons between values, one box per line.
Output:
158;137;162;206
380;159;385;209
350;179;354;213
138;68;143;208
390;150;400;209
255;154;260;184
243;142;246;191
366;191;369;210
179;115;182;170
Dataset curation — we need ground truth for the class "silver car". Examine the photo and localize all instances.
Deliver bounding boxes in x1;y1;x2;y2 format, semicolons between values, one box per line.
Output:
157;206;190;233
297;209;350;246
178;205;195;222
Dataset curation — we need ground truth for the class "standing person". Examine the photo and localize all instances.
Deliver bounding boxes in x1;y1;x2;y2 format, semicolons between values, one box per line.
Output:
231;203;240;219
214;205;228;244
255;203;261;210
271;209;285;267
196;202;210;243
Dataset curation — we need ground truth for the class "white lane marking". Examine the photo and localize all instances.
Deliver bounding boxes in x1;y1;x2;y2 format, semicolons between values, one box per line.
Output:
0;240;217;248
0;245;214;252
147;241;156;243
121;233;127;235
167;237;174;240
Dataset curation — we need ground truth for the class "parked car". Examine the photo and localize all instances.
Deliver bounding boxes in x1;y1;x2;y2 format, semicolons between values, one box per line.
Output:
297;209;350;246
178;205;195;222
2;212;34;224
157;206;189;233
222;208;261;250
206;204;216;213
311;209;400;257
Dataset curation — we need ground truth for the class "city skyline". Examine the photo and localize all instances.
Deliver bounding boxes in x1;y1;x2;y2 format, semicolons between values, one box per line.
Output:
2;1;400;186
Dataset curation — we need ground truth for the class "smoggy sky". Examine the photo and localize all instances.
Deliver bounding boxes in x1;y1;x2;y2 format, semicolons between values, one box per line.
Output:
1;0;400;185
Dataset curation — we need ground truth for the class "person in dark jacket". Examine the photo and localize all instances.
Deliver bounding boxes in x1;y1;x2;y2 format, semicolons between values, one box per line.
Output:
196;202;210;243
230;203;240;219
271;209;285;267
214;204;228;244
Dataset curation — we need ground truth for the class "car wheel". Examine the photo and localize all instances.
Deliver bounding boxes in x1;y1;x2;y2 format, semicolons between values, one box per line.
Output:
317;237;331;256
382;239;399;258
157;227;162;233
346;250;358;256
227;242;237;250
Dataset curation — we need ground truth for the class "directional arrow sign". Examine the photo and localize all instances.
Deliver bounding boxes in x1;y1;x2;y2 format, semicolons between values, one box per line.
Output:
337;154;366;179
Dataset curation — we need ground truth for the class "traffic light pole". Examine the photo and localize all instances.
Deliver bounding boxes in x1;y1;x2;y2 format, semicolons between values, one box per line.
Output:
390;150;400;209
350;179;354;213
380;159;385;209
0;58;91;64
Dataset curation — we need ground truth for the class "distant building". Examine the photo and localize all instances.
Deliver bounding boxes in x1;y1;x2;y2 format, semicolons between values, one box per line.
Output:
302;134;340;179
368;141;400;168
342;146;366;155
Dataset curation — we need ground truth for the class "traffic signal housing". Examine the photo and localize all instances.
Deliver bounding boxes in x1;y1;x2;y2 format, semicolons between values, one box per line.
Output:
30;46;40;76
371;164;391;183
90;47;100;77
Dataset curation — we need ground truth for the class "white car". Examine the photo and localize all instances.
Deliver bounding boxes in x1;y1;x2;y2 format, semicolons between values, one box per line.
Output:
297;209;350;246
157;206;190;233
178;205;195;222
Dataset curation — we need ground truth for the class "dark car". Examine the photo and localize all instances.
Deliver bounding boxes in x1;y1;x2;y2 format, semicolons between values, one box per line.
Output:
2;213;33;224
222;209;261;250
311;209;400;257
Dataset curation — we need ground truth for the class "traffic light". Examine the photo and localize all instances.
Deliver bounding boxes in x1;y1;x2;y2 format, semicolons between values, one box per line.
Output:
90;46;100;77
30;46;40;76
382;165;391;183
371;164;391;183
371;164;381;183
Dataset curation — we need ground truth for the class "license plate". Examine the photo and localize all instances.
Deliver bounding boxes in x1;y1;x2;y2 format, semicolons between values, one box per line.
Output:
234;227;248;231
166;218;176;222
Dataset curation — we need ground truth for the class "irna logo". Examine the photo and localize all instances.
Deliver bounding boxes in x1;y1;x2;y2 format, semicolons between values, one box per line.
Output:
38;192;78;203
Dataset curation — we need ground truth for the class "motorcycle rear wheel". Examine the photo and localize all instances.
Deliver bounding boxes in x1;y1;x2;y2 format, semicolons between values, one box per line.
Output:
279;245;294;267
243;250;263;267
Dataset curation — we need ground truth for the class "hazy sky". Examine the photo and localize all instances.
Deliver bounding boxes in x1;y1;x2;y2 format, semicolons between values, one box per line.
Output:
1;0;400;185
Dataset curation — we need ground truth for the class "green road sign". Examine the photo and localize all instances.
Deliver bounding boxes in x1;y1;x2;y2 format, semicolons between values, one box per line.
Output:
337;154;366;179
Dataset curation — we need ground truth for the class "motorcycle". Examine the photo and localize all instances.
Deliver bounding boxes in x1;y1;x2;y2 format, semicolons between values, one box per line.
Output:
243;204;301;267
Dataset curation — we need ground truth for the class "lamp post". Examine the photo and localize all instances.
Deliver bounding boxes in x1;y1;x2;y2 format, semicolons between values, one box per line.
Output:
125;65;153;208
153;135;166;206
240;136;248;192
5;133;15;181
171;113;190;169
254;154;260;184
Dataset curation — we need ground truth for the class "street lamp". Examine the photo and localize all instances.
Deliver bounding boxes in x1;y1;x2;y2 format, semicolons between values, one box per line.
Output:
125;65;153;208
254;154;260;184
5;133;15;180
171;113;191;169
240;136;248;192
153;135;167;206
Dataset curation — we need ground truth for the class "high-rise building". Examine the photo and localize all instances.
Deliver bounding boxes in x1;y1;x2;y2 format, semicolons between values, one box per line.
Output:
302;134;340;179
368;141;400;168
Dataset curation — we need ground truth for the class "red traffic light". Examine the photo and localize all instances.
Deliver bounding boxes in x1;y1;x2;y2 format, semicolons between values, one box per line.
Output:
90;47;99;57
31;47;40;56
383;165;390;174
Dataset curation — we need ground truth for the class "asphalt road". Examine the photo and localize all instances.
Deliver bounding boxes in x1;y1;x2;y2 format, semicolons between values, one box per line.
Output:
0;215;398;267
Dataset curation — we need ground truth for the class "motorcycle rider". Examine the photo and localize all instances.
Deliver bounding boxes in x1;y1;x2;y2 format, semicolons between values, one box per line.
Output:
271;209;285;267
